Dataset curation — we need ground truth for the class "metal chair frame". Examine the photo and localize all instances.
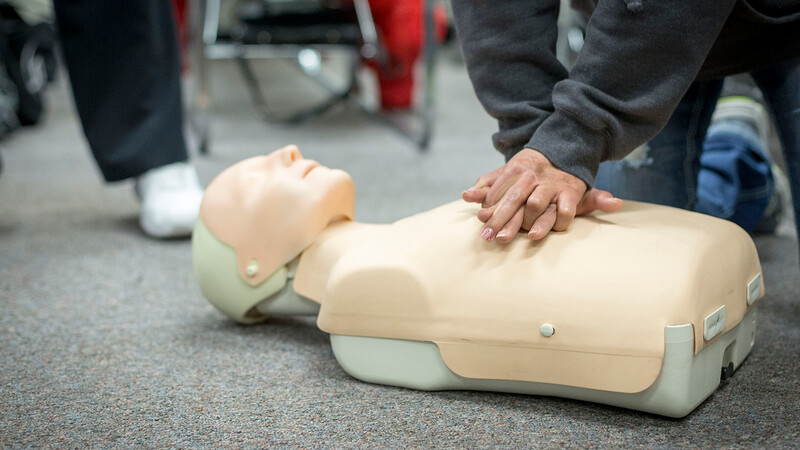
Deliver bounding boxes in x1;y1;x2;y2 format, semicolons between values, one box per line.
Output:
187;0;437;154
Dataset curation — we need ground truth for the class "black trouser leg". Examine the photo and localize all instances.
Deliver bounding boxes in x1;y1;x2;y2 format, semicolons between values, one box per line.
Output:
54;0;188;182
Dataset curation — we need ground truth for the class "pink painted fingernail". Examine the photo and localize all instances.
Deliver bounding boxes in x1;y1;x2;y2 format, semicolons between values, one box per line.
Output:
481;226;494;241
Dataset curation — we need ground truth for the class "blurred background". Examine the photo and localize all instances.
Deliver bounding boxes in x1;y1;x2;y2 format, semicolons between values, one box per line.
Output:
1;0;798;447
0;0;609;222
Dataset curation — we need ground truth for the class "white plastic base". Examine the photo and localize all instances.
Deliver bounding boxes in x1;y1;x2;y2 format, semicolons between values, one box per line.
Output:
330;307;758;418
256;283;321;316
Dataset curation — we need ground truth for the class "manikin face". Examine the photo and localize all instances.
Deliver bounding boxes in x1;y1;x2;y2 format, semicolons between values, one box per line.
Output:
237;146;351;202
200;145;356;286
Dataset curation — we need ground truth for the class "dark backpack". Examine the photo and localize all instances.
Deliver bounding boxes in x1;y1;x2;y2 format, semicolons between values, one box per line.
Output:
0;2;57;132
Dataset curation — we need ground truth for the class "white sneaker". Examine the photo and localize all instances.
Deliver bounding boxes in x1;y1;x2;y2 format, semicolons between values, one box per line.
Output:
134;162;204;238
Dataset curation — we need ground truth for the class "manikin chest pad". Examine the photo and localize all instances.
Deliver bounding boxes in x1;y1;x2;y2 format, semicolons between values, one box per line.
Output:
294;201;763;395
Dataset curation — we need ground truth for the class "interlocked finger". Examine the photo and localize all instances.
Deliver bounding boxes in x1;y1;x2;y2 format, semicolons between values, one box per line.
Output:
480;177;535;241
522;188;554;231
463;166;504;204
462;185;491;203
495;207;525;244
553;191;581;232
477;204;496;223
528;204;558;240
482;170;524;208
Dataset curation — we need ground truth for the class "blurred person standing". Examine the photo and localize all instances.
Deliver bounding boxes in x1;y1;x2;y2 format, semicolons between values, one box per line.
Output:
53;0;202;238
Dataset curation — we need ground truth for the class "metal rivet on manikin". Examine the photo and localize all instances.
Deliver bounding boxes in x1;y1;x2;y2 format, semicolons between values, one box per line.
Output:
540;323;555;337
246;258;259;277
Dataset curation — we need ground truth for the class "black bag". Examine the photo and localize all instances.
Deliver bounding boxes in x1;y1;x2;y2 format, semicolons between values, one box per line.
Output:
0;2;57;127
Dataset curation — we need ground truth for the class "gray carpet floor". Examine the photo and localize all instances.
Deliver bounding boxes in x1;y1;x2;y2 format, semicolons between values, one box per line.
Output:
1;56;799;448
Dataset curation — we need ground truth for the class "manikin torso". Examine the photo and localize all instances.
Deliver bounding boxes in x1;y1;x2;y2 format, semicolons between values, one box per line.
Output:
195;147;762;393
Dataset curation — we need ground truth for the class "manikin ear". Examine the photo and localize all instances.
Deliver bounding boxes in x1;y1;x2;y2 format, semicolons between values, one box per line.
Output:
192;218;288;324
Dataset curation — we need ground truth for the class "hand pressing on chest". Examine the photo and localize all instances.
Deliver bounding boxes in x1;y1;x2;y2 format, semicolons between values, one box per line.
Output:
462;148;623;243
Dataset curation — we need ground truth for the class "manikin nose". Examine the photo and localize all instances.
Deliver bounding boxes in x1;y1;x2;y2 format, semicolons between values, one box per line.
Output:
280;146;302;166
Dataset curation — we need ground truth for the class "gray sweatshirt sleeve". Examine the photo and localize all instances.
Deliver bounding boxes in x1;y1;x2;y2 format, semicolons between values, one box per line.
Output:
451;0;567;159
452;0;738;186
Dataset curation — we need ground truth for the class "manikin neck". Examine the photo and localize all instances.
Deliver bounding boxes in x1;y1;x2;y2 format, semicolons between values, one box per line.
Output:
255;219;385;316
294;219;386;302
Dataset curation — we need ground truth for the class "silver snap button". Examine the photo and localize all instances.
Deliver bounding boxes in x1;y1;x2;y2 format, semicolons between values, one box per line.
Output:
540;323;555;337
246;258;259;277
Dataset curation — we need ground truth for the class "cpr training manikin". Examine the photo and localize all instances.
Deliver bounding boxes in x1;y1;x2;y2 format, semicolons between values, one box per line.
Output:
193;145;764;417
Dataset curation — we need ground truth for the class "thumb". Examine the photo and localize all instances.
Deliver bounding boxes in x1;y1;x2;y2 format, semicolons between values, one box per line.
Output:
463;166;504;203
576;189;623;216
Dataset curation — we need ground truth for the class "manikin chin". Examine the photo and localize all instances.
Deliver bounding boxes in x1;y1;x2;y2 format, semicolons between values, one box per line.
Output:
193;145;763;418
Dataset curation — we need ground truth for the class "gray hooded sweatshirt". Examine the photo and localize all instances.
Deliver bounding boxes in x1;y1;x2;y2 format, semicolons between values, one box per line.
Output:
451;0;800;186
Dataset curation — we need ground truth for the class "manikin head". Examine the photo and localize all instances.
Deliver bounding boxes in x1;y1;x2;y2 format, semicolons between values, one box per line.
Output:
193;145;355;322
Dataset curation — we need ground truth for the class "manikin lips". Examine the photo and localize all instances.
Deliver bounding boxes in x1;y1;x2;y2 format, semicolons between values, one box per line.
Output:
301;161;320;178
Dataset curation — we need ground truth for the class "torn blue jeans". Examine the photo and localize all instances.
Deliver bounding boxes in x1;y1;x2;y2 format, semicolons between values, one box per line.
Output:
596;111;773;233
594;80;736;215
595;59;800;261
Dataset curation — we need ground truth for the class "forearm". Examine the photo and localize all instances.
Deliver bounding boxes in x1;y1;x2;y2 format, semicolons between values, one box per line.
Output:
528;0;738;185
451;0;566;155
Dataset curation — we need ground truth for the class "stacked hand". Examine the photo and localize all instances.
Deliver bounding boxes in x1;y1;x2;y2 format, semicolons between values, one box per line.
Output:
462;149;624;243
